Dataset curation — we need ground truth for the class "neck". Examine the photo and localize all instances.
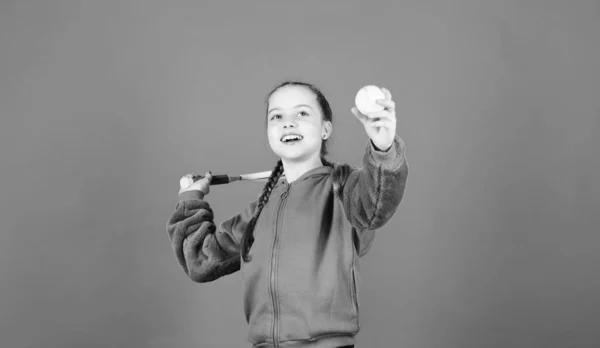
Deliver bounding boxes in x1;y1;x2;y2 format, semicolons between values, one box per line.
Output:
281;153;324;184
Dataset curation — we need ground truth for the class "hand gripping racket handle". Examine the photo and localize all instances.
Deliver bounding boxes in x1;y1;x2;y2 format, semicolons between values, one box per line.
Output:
199;174;241;185
180;174;239;188
180;171;279;189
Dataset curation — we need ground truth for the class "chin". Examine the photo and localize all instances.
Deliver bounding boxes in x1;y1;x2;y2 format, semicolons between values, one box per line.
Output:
272;142;317;162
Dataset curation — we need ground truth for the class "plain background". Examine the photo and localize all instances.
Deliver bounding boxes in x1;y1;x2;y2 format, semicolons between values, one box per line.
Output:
1;0;599;347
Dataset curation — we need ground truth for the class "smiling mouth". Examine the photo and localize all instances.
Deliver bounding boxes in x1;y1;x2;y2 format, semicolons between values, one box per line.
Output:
281;134;304;144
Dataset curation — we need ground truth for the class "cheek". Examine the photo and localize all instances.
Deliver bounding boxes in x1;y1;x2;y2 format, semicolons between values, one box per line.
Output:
267;127;279;143
305;124;321;139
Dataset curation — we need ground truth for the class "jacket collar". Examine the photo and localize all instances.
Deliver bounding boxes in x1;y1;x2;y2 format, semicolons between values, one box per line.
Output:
277;165;333;186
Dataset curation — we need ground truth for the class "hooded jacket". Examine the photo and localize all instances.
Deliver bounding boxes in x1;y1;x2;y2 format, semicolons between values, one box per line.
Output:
167;135;408;348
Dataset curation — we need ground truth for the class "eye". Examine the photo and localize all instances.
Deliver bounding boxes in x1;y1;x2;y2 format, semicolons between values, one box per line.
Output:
270;114;282;120
298;111;309;116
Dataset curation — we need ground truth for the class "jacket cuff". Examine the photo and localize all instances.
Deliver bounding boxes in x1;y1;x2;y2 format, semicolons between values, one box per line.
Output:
178;190;205;201
368;135;406;165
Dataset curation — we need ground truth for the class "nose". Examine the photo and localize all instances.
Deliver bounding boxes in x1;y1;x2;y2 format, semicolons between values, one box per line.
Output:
283;119;297;128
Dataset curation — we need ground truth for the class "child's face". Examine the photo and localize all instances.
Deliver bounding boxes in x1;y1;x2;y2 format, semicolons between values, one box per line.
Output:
266;85;329;163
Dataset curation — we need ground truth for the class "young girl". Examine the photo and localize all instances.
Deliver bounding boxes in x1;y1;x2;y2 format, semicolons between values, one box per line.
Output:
167;81;408;348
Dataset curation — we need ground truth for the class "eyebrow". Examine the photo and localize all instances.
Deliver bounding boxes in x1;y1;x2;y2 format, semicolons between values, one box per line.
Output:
268;104;313;114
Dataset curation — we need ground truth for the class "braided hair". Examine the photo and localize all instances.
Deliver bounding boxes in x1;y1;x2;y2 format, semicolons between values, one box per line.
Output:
239;81;349;262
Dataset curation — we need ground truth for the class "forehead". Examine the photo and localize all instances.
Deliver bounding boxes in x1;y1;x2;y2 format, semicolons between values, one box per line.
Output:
268;85;317;109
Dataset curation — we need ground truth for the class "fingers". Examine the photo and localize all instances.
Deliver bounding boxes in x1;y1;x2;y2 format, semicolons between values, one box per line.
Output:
179;171;212;195
375;98;395;111
352;106;396;124
363;108;396;120
375;87;395;111
368;118;395;128
380;87;392;100
372;87;394;111
183;171;212;181
368;119;395;129
351;106;370;123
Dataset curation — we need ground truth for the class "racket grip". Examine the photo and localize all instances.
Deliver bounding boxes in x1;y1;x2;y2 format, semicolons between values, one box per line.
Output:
180;174;230;189
195;174;230;185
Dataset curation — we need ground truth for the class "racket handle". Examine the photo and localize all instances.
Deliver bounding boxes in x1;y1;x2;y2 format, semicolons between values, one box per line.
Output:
180;174;243;189
194;174;230;185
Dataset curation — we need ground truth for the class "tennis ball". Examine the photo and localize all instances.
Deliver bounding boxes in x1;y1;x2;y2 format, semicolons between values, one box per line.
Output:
355;85;385;116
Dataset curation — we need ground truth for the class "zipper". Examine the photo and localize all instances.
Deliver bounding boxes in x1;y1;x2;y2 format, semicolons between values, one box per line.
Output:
270;183;291;348
350;266;358;314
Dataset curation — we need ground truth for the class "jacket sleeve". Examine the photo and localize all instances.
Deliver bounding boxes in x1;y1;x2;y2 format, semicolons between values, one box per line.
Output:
340;134;409;233
166;190;258;283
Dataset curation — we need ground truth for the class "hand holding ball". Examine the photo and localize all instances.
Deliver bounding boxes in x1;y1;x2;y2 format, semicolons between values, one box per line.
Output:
351;85;397;152
355;85;386;116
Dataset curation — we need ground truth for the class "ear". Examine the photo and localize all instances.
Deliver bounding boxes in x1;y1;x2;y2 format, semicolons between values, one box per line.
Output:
322;121;332;139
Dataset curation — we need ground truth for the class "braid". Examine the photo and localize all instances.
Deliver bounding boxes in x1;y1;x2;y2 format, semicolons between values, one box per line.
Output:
321;157;335;168
240;159;285;262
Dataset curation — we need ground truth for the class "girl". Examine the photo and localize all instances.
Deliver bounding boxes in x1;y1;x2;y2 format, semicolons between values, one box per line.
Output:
167;81;408;348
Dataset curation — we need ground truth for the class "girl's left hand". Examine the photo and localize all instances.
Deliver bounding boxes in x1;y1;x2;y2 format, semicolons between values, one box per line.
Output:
351;87;396;152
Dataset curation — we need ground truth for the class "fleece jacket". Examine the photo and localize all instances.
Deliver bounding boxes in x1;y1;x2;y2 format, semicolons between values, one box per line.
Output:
167;134;408;348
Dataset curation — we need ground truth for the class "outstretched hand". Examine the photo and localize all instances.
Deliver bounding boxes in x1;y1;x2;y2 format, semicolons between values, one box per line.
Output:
351;87;396;151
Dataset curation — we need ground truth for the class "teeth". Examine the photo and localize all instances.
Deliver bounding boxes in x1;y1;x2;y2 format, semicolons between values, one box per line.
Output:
282;135;303;142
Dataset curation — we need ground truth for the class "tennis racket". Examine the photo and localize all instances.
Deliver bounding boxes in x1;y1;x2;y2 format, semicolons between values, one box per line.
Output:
180;170;286;189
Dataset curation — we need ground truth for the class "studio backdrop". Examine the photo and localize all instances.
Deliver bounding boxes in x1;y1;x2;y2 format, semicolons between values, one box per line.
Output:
1;1;599;347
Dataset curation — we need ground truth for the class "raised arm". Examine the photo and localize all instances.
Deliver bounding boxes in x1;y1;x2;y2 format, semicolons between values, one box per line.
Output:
340;134;408;231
